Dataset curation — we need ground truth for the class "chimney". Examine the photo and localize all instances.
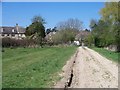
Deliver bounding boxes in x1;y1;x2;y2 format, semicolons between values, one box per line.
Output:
16;23;19;33
16;23;18;26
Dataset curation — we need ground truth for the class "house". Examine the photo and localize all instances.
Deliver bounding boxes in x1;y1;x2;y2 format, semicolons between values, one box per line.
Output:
0;24;26;39
75;29;90;41
75;29;90;46
45;31;56;42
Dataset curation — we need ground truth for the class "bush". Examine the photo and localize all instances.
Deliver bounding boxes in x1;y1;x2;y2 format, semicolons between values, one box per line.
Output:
2;38;37;48
46;29;77;45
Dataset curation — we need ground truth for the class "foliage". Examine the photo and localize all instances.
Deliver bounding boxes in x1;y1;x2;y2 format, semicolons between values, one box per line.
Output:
46;27;58;35
100;2;119;23
84;33;94;46
46;28;51;34
47;18;83;45
86;20;109;47
51;27;58;32
31;15;46;24
89;19;98;29
52;29;77;44
90;19;114;47
86;2;120;51
3;46;77;88
100;2;120;51
26;16;46;47
2;38;37;48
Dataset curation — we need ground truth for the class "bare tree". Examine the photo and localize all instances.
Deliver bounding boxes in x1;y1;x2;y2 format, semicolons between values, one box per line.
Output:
50;18;83;44
56;18;83;31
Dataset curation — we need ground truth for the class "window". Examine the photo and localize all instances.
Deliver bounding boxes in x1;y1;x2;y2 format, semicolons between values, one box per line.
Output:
19;34;21;36
1;28;3;32
1;29;5;33
2;34;4;36
12;29;14;32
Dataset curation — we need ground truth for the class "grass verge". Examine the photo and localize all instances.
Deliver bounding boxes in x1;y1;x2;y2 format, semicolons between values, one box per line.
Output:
2;46;77;88
91;47;120;63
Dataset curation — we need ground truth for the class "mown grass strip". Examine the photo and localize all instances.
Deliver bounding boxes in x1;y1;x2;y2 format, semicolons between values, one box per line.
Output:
2;46;77;88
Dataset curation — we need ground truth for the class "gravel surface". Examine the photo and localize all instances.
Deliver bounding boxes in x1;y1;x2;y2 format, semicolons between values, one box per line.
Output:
54;47;118;88
71;47;118;88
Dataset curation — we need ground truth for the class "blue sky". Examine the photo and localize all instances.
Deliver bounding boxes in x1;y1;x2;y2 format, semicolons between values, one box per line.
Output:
2;2;104;29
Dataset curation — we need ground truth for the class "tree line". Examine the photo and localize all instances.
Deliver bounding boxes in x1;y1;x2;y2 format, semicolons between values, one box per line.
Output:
25;17;83;47
2;2;119;50
84;2;120;52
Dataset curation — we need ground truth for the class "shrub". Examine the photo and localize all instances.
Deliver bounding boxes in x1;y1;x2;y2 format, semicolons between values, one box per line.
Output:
2;38;37;48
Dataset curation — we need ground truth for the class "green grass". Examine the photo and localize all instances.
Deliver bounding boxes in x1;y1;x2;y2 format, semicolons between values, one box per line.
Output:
2;46;77;88
0;48;2;90
91;47;120;63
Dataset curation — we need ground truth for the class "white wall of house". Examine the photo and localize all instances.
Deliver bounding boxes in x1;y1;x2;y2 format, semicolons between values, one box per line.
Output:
74;41;80;46
0;33;26;39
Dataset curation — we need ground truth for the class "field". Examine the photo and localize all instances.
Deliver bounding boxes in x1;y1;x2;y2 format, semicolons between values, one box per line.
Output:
2;46;77;88
0;49;2;89
91;47;120;63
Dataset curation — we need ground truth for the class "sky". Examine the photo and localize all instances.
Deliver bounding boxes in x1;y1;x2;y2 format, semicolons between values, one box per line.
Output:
1;2;104;29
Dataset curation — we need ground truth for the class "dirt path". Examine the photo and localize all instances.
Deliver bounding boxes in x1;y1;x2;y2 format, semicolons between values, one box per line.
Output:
54;47;118;88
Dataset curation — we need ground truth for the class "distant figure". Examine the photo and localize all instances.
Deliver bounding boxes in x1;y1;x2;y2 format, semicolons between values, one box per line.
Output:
82;42;84;46
82;42;85;48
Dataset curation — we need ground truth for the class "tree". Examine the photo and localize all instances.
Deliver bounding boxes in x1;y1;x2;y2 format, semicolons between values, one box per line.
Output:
46;28;51;34
85;29;90;32
89;18;112;47
100;2;120;52
46;27;58;35
84;33;94;47
51;29;76;44
89;19;98;29
25;15;46;47
32;15;46;24
87;2;120;50
51;27;58;32
53;18;83;44
57;18;83;31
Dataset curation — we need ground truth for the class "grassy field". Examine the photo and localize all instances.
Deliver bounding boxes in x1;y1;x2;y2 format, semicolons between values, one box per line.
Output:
91;47;120;63
0;48;2;89
2;46;77;88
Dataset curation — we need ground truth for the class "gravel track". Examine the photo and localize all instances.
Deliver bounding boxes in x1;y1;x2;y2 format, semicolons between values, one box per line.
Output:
54;47;118;88
71;47;118;88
